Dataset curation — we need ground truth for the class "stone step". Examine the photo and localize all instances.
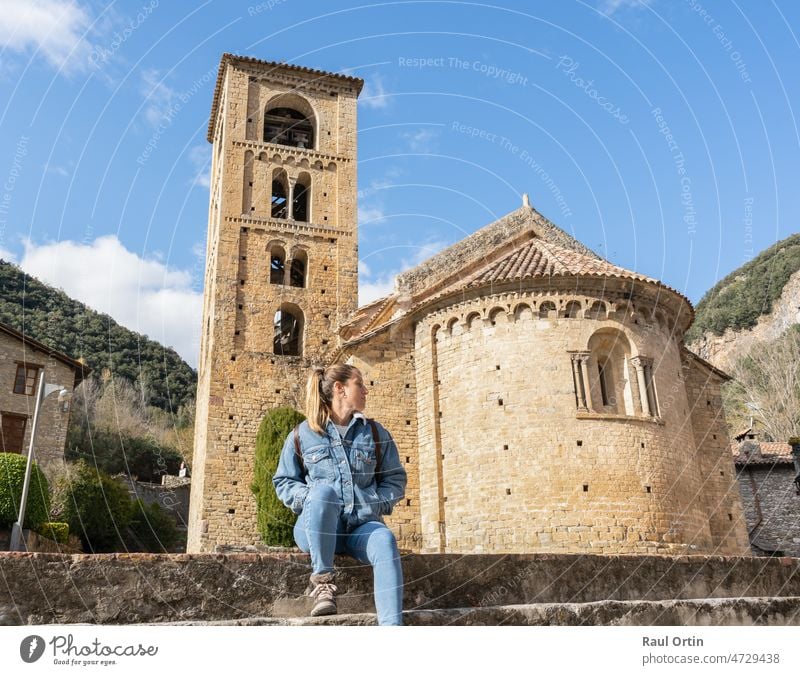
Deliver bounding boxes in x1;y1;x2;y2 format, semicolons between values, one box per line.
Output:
153;596;800;626
3;551;800;625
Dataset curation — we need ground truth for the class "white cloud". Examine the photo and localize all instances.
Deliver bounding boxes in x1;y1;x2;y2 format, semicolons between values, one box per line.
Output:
19;235;202;367
359;276;396;306
0;0;93;72
601;0;652;15
0;245;18;264
360;74;389;109
358;239;449;307
402;128;437;153
358;205;385;225
188;145;211;189
140;68;178;127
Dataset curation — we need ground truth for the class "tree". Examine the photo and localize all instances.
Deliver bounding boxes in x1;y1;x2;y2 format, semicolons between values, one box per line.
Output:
724;325;800;441
251;407;305;547
125;499;179;552
56;460;133;552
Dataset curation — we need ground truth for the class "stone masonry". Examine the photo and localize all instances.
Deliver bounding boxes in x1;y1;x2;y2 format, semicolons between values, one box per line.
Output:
188;56;363;552
0;322;85;478
188;54;750;557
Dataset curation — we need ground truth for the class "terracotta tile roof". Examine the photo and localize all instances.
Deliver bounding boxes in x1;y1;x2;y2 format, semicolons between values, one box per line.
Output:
732;442;797;466
466;238;660;288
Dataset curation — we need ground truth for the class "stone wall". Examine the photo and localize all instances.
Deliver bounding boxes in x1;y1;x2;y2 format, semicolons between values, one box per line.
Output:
345;325;421;550
188;58;362;552
0;330;77;478
1;551;797;625
410;283;738;555
737;465;800;556
682;354;751;555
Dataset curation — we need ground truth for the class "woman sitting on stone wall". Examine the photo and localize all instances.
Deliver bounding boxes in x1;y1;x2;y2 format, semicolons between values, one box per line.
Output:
273;364;407;625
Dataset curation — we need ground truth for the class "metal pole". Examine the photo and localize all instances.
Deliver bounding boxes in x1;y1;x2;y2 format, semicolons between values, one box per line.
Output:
9;370;46;552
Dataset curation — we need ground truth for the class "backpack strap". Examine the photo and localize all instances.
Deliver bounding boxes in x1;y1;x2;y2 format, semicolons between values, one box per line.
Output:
368;419;383;475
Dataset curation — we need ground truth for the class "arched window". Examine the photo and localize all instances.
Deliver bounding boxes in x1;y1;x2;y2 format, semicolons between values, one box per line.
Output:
264;107;314;149
293;172;311;222
273;306;303;356
290;249;307;288
539;301;556;318
586;328;633;415
270;246;285;285
271;170;289;219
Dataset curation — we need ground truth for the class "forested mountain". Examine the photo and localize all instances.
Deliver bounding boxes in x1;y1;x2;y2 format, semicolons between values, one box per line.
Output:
685;233;800;344
0;260;196;412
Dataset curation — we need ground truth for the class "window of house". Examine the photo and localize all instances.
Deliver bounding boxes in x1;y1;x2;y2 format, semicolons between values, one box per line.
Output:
13;364;41;396
0;412;28;453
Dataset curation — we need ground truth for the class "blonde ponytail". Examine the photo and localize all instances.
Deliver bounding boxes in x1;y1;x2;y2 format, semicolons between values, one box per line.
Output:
305;364;359;434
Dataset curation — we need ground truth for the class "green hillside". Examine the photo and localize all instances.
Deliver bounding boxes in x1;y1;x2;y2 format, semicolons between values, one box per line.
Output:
685;233;800;343
0;260;196;412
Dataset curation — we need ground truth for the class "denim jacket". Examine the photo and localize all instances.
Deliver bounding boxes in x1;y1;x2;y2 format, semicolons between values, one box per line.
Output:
272;413;407;530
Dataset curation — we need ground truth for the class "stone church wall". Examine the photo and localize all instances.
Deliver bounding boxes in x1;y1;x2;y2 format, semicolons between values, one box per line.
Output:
413;287;723;554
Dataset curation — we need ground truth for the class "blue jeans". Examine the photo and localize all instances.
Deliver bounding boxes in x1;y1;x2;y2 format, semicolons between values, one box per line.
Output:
294;484;404;626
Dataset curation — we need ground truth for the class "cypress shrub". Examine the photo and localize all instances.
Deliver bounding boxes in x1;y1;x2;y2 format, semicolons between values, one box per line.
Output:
0;453;50;530
251;407;305;547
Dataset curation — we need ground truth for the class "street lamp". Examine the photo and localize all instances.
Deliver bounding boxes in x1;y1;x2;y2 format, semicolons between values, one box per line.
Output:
9;370;71;552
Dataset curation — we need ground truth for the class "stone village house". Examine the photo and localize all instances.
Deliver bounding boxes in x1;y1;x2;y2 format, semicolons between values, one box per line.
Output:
187;54;750;557
0;321;86;477
732;432;800;557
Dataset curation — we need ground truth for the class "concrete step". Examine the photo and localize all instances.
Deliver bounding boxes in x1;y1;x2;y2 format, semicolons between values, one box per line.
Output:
156;596;800;626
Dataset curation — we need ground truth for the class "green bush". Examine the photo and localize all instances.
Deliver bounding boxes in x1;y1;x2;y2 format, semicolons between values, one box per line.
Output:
57;460;133;552
0;453;50;530
251;407;305;547
38;521;69;544
124;499;179;552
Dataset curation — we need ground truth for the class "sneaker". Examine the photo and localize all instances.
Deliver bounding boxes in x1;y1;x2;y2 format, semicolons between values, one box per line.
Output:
309;572;338;617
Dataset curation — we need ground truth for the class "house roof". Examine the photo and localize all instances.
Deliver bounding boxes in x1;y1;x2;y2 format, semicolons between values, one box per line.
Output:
680;347;732;382
207;53;364;142
0;321;90;387
466;237;659;288
342;203;694;343
732;441;797;466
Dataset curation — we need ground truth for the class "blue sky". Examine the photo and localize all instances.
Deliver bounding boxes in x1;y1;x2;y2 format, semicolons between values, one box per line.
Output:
0;0;798;367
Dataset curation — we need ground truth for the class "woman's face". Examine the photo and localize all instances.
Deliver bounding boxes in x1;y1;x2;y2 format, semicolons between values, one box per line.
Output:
341;371;368;412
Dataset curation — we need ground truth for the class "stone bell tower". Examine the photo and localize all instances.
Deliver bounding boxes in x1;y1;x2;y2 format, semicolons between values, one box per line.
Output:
187;54;363;552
